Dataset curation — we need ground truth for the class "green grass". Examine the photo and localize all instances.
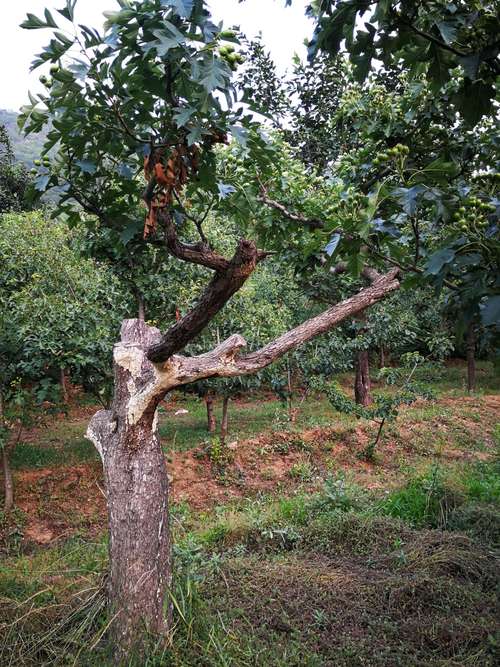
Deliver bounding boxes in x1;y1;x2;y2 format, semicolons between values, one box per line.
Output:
157;394;340;453
427;360;500;394
10;438;98;469
2;461;499;666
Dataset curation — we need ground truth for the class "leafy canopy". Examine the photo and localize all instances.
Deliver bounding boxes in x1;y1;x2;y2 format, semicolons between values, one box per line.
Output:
304;0;499;125
20;0;263;246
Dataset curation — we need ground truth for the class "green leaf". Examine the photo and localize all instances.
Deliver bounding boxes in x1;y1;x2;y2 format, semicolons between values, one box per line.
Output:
199;58;228;92
187;125;205;145
459;54;480;80
120;221;142;245
454;81;495;126
173;106;196;127
34;174;50;191
56;1;77;22
436;21;457;45
44;9;59;28
480;296;500;328
160;0;195;17
392;185;425;216
75;159;97;174
425;248;455;275
21;13;49;30
230;125;248;148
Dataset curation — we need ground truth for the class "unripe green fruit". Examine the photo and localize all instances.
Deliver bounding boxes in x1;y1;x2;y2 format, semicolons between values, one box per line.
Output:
228;52;238;63
39;75;47;83
459;207;466;213
50;64;59;74
219;46;229;55
34;159;41;166
219;30;236;39
30;168;37;174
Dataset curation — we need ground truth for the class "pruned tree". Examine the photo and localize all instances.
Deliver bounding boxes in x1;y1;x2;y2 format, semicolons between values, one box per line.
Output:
21;1;400;657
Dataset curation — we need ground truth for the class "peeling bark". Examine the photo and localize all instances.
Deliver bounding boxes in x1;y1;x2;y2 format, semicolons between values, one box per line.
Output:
87;320;171;660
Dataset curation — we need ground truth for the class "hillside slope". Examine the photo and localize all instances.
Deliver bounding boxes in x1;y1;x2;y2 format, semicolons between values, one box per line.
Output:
0;109;47;166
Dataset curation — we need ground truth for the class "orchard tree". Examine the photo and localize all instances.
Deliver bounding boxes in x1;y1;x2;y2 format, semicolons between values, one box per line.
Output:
239;38;348;169
0;211;124;511
306;0;499;126
0;125;32;213
22;1;400;657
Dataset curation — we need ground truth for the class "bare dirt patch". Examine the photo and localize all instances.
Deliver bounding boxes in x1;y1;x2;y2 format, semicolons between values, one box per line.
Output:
2;392;498;547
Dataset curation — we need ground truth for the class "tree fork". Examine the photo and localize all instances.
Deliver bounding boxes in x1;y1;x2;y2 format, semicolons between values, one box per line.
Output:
86;269;400;658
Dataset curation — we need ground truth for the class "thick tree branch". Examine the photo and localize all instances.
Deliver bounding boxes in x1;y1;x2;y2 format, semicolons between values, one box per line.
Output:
162;211;231;271
233;268;400;374
147;239;262;362
107;270;400;428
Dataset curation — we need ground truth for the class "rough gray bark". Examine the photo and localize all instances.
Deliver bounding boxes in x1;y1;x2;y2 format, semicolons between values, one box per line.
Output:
86;269;400;658
355;350;372;406
87;320;171;660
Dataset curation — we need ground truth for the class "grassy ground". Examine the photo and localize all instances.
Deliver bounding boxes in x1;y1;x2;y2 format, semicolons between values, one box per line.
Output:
0;361;499;665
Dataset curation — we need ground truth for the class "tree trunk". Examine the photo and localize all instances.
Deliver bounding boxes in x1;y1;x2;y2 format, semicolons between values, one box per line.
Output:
466;323;476;394
0;393;14;513
205;394;217;433
83;272;401;657
2;447;14;513
87;320;171;660
379;346;386;369
60;366;69;404
355;350;372;406
220;396;230;444
137;294;146;321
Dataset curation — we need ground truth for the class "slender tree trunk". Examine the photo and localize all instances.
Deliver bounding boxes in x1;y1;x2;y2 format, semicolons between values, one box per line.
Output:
286;357;296;423
60;366;69;404
355;350;372;406
220;396;230;444
87;320;171;660
137;295;146;321
0;393;14;513
466;323;476;394
2;447;14;513
205;393;216;433
379;346;386;369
